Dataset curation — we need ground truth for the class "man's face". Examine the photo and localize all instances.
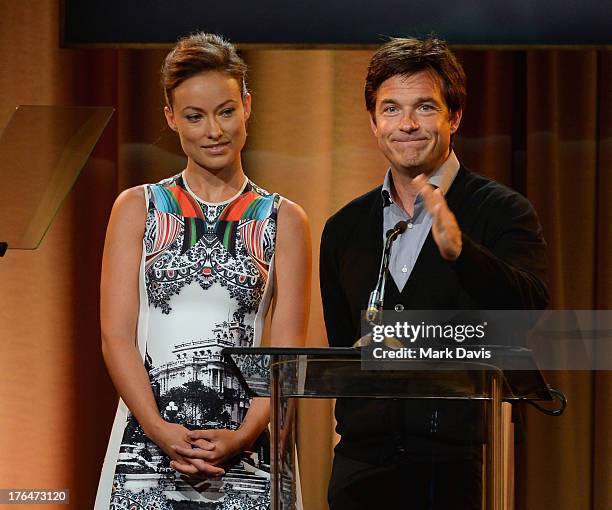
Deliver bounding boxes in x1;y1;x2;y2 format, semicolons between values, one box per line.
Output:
370;70;462;176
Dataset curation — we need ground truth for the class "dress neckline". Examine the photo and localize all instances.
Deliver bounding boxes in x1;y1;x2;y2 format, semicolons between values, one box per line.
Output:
181;170;249;206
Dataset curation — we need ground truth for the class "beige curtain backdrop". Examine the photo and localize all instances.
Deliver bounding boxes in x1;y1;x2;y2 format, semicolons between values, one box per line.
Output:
0;1;609;508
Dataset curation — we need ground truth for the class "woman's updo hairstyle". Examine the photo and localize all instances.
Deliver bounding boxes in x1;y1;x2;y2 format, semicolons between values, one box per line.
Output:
161;32;248;108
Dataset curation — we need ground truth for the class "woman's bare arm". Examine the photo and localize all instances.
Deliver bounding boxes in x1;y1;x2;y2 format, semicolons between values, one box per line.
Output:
100;186;223;475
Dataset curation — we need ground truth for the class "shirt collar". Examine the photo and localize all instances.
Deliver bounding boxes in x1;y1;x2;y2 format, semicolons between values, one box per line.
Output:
381;150;460;204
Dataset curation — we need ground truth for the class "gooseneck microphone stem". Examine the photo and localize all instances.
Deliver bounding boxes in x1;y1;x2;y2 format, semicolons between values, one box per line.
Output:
366;221;407;325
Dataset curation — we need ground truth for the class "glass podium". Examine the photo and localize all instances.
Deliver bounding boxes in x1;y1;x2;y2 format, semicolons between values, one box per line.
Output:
0;105;114;255
224;347;554;510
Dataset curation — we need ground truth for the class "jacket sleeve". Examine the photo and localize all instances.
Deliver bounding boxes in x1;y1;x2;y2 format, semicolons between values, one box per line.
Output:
451;192;550;309
319;220;358;347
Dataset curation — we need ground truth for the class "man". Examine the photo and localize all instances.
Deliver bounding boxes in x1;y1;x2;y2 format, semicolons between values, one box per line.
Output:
320;37;549;509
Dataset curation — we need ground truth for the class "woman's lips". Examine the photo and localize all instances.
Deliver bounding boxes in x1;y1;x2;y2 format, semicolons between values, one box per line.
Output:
201;142;229;154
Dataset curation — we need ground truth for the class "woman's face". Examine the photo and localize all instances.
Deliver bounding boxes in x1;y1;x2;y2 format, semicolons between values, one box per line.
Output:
164;71;251;174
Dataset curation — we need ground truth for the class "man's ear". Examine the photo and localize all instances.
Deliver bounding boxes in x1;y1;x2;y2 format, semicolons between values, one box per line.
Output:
449;109;462;134
164;105;177;131
369;112;378;136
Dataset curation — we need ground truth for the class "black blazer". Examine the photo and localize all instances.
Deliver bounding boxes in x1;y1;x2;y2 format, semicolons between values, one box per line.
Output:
319;166;549;463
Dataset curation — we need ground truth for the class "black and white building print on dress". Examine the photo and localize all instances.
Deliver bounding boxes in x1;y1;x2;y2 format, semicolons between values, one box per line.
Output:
110;322;271;509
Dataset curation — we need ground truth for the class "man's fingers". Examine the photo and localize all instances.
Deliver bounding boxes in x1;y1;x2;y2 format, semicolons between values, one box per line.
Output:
431;202;442;217
413;175;433;199
432;202;450;229
412;173;427;189
413;174;443;216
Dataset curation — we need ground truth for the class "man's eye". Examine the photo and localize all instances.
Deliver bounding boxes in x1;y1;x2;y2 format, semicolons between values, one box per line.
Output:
418;104;438;112
383;105;399;114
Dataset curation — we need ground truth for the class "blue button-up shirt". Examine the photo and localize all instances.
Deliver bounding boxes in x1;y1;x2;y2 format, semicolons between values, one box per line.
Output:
382;151;460;291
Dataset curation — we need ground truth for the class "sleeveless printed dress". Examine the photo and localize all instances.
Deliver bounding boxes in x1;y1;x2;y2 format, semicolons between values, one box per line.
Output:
96;172;280;510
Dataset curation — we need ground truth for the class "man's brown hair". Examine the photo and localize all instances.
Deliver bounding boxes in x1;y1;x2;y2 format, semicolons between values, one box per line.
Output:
365;37;466;116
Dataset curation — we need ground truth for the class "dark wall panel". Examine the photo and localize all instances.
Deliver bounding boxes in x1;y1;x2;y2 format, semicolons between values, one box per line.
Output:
63;0;612;46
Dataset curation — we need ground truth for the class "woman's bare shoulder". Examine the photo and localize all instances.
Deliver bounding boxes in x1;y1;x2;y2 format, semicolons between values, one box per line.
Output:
277;198;309;229
108;185;148;233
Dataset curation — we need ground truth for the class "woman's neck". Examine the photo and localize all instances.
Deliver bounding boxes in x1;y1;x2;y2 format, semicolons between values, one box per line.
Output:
183;160;247;203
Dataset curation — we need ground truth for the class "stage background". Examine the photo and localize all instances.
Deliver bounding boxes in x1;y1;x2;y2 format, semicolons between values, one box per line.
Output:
0;1;610;508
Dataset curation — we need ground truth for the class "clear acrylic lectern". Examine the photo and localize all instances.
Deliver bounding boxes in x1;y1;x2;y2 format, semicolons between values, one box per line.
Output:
224;346;553;510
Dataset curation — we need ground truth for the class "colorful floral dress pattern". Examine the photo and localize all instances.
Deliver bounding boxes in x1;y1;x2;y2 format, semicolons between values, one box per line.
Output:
96;173;280;509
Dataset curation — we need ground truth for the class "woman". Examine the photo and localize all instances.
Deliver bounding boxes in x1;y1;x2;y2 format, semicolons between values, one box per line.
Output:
95;33;311;509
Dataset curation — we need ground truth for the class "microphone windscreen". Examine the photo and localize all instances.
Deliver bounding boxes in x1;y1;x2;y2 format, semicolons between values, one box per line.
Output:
395;220;408;233
386;220;408;238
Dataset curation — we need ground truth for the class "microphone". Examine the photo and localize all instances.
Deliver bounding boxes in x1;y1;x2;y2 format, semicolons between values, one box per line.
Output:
365;220;407;325
386;220;408;239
